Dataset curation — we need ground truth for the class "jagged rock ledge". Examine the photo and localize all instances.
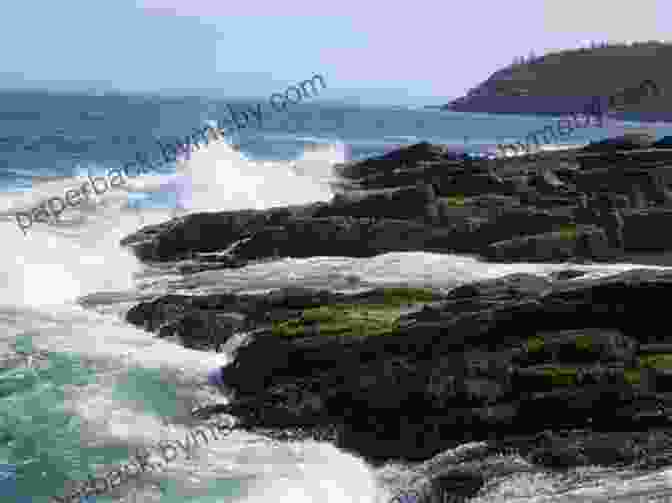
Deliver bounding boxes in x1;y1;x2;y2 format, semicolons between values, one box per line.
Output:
120;139;672;267
127;270;672;497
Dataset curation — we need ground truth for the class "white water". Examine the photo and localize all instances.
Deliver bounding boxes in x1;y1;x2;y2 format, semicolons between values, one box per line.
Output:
1;136;672;502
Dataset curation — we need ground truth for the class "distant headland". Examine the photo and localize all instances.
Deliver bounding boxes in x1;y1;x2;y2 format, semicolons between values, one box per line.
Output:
437;40;672;121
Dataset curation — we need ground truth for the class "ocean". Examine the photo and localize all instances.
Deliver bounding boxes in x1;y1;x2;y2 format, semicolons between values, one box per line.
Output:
2;89;672;502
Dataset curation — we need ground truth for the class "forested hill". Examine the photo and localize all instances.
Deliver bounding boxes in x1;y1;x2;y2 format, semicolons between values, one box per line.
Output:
442;41;672;119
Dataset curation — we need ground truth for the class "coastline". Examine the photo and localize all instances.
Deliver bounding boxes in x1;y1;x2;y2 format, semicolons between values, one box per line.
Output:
113;134;672;502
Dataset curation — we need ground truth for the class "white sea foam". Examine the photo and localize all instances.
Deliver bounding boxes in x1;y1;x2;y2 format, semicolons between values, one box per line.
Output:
0;137;341;307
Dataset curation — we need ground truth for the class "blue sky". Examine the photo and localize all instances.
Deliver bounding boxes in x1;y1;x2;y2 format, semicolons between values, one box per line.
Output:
1;0;668;105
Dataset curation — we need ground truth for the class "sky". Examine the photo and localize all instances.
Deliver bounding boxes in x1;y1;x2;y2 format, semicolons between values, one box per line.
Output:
0;0;669;106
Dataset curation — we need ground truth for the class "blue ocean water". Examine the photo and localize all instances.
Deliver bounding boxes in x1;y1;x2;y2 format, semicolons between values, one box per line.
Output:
2;89;672;195
1;90;672;502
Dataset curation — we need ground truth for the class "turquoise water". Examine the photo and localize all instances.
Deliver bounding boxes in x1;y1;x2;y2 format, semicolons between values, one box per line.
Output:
2;333;243;502
2;334;116;501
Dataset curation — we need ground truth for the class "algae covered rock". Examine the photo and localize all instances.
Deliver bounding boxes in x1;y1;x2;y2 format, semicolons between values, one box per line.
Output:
517;328;637;365
484;226;609;262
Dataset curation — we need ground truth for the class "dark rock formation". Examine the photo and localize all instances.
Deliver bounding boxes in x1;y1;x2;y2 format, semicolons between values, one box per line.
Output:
581;132;657;153
120;203;328;262
122;270;672;468
119;139;672;268
484;225;609;262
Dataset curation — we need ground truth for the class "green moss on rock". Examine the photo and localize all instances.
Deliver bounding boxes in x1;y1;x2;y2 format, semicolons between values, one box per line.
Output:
540;366;579;386
620;353;672;387
444;195;467;206
624;368;641;385
522;330;623;365
271;288;435;338
376;287;438;306
574;334;593;352
558;224;578;241
526;336;545;354
638;353;672;369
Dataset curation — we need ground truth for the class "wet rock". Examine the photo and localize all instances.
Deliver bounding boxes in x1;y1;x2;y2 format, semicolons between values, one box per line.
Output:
126;287;357;345
622;209;672;250
447;272;552;299
484;226;609;262
198;269;672;462
529;430;651;468
629;184;648;208
157;311;247;350
227;217;461;259
643;368;672;393
121;204;327;262
515;328;638;366
118;140;672;266
581;132;657;153
530;443;588;468
475;208;572;246
516;384;636;430
550;269;587;280
430;469;485;503
639;344;672;354
437;173;509;197
313;184;436;220
334;141;454;181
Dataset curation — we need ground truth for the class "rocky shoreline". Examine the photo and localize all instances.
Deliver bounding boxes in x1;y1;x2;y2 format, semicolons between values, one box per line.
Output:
121;137;672;502
121;138;672;266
